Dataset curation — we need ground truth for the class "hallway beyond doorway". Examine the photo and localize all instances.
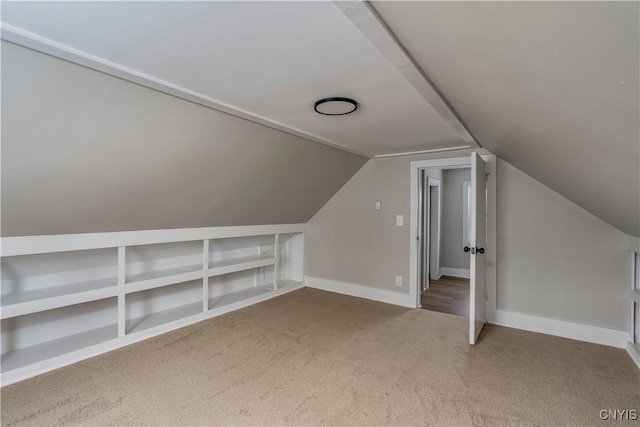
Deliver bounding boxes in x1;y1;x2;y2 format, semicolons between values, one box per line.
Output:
421;275;470;317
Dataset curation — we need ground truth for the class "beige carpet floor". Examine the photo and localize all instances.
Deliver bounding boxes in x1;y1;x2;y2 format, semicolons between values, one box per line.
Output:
1;288;639;426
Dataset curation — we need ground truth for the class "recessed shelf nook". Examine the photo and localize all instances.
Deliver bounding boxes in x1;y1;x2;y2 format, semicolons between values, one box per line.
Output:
0;224;305;385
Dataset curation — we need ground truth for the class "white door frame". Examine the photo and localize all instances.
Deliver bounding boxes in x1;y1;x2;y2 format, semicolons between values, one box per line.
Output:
419;176;441;291
409;155;497;321
428;178;442;282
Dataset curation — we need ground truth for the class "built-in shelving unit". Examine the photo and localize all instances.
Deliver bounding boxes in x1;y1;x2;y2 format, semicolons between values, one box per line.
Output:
0;224;305;386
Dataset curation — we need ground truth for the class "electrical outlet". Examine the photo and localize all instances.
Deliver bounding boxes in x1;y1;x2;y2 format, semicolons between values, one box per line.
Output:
395;276;402;287
396;215;404;226
375;201;382;211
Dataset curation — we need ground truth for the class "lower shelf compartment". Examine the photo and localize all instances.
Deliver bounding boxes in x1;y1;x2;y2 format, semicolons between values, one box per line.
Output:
126;301;202;335
1;323;117;373
126;283;290;333
208;286;273;310
0;280;305;384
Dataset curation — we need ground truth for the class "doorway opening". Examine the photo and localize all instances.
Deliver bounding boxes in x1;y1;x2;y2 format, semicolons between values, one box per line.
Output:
410;153;494;345
418;167;471;317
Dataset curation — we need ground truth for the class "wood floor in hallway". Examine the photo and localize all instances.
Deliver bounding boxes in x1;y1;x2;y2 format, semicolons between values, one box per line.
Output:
421;275;470;317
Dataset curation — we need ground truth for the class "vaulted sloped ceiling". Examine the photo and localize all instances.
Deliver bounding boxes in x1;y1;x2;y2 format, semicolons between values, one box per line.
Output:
372;1;640;237
0;1;472;156
1;1;638;237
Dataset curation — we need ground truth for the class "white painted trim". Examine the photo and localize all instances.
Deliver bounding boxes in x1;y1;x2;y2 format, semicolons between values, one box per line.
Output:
440;267;470;279
117;247;125;337
273;234;280;290
409;154;497;315
374;146;471;158
202;239;209;313
305;276;413;308
627;342;640;370
418;175;442;290
427;177;441;282
631;251;638;345
632;290;640;305
0;24;368;158
462;180;471;248
485;158;497;323
0;224;306;256
493;310;628;348
0;281;305;386
335;1;478;146
411;157;464;307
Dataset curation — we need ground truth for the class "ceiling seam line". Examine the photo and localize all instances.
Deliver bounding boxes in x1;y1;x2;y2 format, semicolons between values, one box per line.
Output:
335;0;482;149
0;24;372;159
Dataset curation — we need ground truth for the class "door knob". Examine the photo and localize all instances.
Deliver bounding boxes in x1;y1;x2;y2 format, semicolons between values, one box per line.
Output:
464;246;485;255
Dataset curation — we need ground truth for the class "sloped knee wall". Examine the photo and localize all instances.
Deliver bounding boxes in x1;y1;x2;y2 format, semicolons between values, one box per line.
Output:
1;41;367;236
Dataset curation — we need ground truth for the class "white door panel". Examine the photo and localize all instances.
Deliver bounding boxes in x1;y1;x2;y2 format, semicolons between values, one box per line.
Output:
469;153;487;345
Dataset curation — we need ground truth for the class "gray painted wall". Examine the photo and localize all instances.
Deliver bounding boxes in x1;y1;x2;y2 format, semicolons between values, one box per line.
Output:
306;150;467;294
440;168;470;270
496;161;629;330
307;154;630;331
1;41;367;236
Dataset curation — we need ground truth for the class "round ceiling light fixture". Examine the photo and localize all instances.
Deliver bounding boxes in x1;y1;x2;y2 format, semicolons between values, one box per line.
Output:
314;97;358;116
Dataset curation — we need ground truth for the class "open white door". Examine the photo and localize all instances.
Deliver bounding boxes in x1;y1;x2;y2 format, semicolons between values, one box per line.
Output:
469;153;487;345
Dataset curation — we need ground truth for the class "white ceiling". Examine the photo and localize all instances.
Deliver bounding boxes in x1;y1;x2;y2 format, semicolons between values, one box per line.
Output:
1;1;638;236
0;1;467;157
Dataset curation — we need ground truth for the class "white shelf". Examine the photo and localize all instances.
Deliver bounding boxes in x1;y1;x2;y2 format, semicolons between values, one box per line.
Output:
126;264;202;294
1;323;117;373
207;280;302;310
1;278;118;319
208;286;272;310
126;301;202;334
207;254;275;277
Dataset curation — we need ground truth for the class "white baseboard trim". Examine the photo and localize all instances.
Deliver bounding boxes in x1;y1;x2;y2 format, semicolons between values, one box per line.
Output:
440;267;470;279
305;276;414;308
627;342;640;370
493;310;628;348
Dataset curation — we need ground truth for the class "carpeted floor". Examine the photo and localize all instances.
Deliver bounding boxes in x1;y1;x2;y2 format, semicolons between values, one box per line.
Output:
1;288;638;426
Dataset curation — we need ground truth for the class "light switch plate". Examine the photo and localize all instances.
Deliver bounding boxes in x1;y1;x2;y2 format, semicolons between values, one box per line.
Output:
396;215;404;226
375;201;382;211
